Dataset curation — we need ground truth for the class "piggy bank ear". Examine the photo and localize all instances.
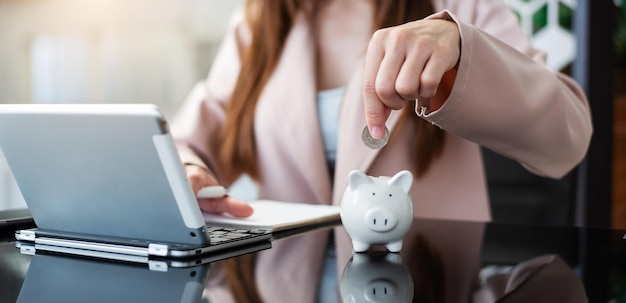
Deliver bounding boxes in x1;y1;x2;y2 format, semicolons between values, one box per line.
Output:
388;170;413;193
348;170;371;191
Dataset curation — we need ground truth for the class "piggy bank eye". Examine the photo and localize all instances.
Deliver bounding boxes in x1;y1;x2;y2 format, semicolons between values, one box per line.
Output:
372;192;376;196
389;194;392;197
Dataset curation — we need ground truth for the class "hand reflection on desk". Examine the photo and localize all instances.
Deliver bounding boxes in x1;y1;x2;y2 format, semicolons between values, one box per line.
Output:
337;220;588;303
472;254;587;303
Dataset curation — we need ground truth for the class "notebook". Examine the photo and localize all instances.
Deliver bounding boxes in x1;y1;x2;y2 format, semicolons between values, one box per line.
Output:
203;200;340;232
0;103;271;259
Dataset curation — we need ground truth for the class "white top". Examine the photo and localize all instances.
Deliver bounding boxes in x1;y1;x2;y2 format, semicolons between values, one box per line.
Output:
316;86;345;173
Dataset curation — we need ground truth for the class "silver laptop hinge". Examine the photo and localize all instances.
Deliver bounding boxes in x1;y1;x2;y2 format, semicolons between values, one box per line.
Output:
148;260;169;272
17;230;36;241
17;243;36;255
148;243;169;256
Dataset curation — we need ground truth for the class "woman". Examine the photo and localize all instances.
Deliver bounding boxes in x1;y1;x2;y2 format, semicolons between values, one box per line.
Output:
171;0;592;302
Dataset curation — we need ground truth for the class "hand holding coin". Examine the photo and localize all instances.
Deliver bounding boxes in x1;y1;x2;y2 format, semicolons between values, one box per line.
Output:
361;125;390;149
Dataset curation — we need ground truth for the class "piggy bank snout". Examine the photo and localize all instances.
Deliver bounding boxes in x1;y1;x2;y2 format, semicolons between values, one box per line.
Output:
364;208;398;232
364;279;397;303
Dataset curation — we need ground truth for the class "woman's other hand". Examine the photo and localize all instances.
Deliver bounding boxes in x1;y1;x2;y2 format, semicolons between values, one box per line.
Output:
184;164;254;218
363;19;461;138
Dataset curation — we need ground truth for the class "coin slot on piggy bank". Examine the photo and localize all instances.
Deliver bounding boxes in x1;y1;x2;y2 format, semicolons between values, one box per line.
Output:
340;170;414;252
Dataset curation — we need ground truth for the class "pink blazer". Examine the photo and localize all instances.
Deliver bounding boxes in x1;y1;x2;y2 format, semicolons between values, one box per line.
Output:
171;1;592;301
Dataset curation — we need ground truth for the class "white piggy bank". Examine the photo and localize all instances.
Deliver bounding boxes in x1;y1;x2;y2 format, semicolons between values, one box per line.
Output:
340;170;414;252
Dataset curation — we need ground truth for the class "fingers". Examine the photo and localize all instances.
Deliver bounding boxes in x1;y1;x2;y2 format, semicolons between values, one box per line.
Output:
396;48;427;99
419;45;454;99
364;28;419;139
363;33;390;139
184;164;218;193
184;164;254;218
198;196;254;218
363;91;391;139
376;49;407;110
363;19;461;130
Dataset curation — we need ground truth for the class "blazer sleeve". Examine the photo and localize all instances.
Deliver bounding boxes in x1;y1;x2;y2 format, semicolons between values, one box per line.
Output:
169;9;246;184
421;8;592;179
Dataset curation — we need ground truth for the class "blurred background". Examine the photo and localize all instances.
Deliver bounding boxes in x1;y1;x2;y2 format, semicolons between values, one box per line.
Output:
0;0;624;228
0;0;244;209
0;0;243;115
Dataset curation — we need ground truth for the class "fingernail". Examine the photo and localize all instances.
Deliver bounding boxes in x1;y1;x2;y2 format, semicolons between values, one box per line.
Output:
371;126;383;139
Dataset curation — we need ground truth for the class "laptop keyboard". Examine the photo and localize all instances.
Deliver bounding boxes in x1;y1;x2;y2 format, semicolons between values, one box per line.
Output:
205;226;272;245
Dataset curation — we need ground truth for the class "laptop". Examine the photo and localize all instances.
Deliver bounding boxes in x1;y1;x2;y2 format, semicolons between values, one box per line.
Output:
0;103;271;259
16;239;271;269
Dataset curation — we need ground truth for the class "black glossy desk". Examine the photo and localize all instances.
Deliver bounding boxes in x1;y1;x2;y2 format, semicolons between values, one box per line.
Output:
1;218;624;302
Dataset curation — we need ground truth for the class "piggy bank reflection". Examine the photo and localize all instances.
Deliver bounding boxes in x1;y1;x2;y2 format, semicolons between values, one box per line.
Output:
340;170;414;252
340;252;414;303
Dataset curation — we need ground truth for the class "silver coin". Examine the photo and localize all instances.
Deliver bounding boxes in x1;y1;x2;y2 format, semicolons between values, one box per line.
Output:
361;125;390;149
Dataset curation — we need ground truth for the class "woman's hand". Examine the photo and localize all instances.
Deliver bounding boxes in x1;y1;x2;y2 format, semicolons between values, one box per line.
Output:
363;19;461;138
185;164;254;218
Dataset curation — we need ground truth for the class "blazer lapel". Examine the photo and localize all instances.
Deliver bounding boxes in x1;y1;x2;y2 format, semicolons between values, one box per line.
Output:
257;15;402;205
256;13;332;204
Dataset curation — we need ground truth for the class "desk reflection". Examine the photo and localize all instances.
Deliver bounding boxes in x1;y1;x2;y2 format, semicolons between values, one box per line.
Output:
16;252;210;303
2;216;608;302
340;252;413;303
337;219;588;303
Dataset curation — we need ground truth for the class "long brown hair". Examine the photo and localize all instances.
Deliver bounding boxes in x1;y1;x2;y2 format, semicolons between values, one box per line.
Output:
219;0;444;183
221;1;442;302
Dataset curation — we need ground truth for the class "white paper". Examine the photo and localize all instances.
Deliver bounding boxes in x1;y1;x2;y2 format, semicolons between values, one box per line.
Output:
202;200;341;231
